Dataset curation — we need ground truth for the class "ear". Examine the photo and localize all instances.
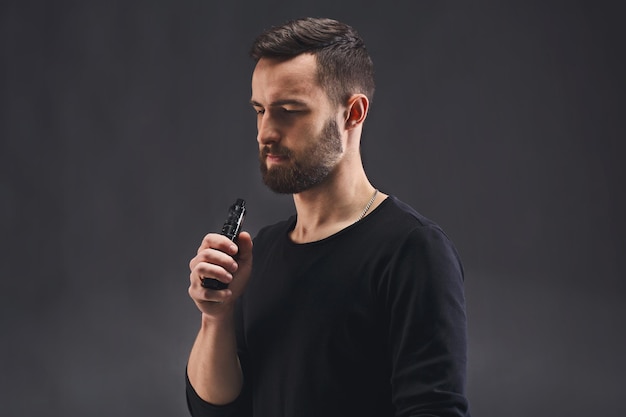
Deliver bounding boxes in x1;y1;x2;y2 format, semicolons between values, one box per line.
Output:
344;94;369;130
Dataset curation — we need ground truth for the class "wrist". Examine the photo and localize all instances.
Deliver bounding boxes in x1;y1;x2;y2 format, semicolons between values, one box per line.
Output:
200;306;235;327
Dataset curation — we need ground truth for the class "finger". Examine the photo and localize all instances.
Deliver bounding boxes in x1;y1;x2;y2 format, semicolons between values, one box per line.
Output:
188;285;233;305
190;247;239;272
234;231;253;261
197;233;238;255
191;262;233;286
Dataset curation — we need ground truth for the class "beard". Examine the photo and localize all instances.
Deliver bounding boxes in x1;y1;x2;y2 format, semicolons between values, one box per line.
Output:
259;118;343;194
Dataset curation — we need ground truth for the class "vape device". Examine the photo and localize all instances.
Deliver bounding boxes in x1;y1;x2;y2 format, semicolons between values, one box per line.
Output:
201;198;246;290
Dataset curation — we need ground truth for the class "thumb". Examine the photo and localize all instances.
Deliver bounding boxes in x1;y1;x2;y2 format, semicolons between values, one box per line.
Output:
235;231;253;263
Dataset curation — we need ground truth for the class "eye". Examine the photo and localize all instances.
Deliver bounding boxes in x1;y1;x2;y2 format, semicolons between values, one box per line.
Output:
253;107;265;115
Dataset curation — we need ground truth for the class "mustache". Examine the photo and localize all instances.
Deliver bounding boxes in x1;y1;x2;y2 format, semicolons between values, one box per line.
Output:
260;145;293;158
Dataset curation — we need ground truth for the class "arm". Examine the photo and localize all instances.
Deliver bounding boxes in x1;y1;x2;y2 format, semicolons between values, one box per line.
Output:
186;231;253;412
187;310;243;405
384;226;470;417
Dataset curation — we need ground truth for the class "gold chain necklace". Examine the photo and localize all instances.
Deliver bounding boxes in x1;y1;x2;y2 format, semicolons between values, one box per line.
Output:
357;189;378;221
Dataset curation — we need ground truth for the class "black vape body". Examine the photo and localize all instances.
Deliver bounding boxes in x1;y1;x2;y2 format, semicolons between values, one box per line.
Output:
201;199;246;290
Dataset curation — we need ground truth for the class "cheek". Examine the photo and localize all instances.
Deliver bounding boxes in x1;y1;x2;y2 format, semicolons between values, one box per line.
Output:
284;121;317;145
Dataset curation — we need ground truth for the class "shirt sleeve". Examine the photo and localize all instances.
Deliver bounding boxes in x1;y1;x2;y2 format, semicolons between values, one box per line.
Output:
185;368;252;417
381;225;471;417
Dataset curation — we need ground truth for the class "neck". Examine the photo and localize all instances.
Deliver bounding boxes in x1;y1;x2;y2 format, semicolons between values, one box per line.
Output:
289;165;384;243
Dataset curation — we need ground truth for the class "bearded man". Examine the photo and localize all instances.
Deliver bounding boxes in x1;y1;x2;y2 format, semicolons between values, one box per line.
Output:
185;17;471;417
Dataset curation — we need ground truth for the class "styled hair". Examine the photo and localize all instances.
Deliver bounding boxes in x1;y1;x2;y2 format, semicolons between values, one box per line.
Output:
250;17;375;106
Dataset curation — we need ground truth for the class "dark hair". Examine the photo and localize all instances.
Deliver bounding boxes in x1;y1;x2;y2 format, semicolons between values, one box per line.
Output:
250;17;375;106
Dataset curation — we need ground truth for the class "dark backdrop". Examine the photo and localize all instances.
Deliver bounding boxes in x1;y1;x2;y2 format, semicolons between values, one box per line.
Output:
2;1;624;416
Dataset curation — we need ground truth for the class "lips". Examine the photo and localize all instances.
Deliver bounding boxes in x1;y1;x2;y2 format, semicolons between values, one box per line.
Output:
261;146;290;163
267;152;287;159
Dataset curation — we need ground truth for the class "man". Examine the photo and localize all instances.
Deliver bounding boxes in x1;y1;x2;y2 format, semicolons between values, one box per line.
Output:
186;17;471;417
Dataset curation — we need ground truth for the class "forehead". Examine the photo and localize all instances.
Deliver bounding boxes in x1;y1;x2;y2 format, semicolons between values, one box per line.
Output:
251;54;328;105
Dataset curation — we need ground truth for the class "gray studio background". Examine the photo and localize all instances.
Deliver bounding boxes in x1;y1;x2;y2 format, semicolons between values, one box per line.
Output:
2;1;624;416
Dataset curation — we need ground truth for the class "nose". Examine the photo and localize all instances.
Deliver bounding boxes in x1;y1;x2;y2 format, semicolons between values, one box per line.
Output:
257;112;280;145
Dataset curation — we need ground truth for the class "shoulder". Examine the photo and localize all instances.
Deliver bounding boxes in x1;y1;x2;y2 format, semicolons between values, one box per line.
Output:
252;215;295;247
369;196;463;271
368;195;448;240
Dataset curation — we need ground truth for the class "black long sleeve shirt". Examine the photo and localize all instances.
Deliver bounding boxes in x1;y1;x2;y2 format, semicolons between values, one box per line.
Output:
186;196;471;416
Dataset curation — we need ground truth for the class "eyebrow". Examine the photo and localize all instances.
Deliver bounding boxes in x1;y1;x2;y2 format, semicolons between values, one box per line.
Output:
249;99;308;107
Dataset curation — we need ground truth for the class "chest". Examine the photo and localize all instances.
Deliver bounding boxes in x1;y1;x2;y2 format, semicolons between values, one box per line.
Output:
241;239;389;362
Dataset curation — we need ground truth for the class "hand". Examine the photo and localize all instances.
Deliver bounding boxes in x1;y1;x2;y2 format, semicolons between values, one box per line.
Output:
188;231;253;317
